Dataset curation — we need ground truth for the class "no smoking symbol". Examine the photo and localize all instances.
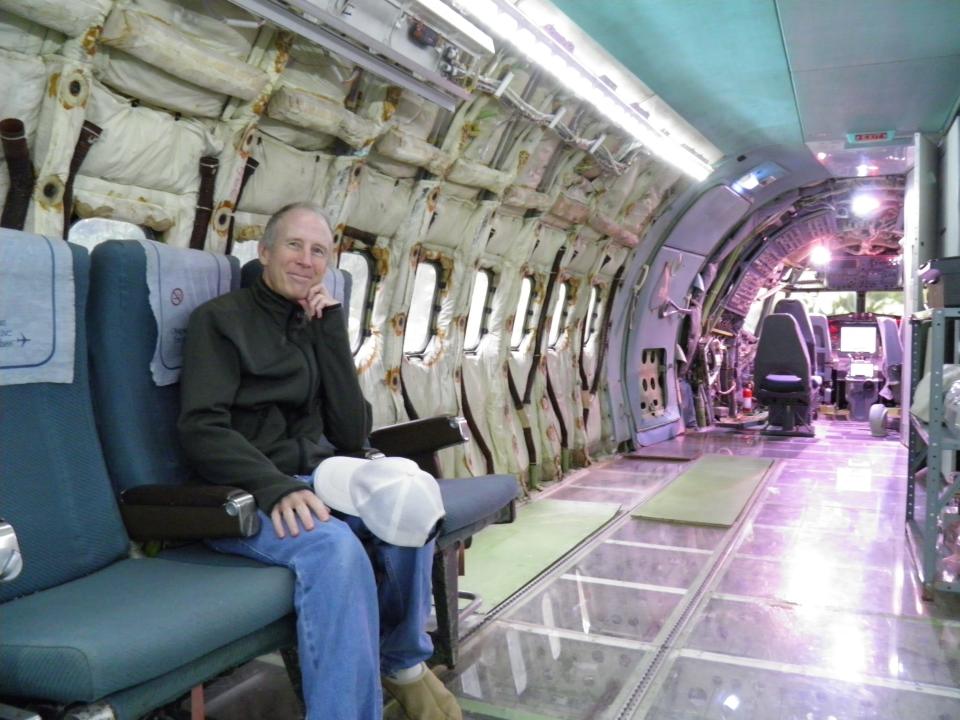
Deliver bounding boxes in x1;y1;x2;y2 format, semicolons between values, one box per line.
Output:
171;288;184;306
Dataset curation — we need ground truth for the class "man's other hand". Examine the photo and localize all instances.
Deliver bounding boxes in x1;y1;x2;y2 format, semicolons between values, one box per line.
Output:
271;489;331;539
299;281;339;319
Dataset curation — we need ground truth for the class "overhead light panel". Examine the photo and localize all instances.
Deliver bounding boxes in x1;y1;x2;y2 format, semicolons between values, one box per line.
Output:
809;245;832;266
851;194;881;217
731;161;787;196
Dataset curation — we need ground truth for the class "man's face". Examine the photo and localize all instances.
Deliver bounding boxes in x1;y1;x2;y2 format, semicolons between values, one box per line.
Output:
259;209;333;301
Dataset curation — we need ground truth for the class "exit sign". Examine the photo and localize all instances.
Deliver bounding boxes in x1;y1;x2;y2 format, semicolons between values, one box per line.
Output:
847;130;894;144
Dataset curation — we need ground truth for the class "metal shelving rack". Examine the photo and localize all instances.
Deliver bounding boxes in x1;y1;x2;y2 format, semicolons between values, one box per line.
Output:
907;308;960;598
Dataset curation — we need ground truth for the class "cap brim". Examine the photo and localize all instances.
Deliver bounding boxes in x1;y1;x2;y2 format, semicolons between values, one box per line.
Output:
312;456;368;515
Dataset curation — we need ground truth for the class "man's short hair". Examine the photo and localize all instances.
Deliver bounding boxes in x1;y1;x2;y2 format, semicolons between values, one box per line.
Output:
260;202;333;249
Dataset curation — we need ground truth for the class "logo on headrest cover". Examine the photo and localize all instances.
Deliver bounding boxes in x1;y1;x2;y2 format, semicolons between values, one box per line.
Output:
170;288;184;306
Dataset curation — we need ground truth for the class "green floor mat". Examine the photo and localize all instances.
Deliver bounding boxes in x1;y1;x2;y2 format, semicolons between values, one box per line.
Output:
461;498;620;613
631;454;773;526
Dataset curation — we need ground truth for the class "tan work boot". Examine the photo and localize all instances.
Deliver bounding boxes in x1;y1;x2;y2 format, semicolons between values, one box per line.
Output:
382;667;462;720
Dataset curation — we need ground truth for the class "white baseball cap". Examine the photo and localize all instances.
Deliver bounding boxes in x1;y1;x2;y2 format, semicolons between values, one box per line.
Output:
312;456;445;547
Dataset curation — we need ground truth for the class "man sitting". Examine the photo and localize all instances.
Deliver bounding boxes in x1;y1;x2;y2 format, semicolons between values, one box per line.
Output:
178;201;461;720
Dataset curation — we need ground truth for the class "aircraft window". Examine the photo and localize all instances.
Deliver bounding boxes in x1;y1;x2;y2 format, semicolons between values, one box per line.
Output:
743;297;765;335
404;261;440;355
547;282;569;348
583;286;599;345
865;290;904;316
68;218;148;250
464;269;492;352
510;277;533;349
338;250;373;354
773;290;856;317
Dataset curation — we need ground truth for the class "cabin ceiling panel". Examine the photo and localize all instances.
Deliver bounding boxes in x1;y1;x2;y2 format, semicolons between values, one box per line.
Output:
776;0;960;72
553;0;802;158
553;0;960;167
793;57;960;140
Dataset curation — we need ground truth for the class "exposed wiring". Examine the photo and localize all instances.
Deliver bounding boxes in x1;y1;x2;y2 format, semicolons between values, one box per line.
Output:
475;74;629;175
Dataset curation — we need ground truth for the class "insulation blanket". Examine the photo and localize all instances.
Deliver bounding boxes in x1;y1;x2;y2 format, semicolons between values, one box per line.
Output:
93;48;227;119
100;6;267;101
82;82;223;195
0;0;111;37
268;86;380;149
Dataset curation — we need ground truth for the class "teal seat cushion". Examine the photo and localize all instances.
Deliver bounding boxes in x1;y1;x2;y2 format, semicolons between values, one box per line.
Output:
435;475;518;550
0;557;294;703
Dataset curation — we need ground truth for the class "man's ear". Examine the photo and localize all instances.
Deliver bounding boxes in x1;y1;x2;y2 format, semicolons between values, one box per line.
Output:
257;242;270;267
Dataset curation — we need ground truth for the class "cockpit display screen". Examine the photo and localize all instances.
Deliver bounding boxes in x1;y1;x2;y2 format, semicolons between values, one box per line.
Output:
849;361;875;377
839;325;877;354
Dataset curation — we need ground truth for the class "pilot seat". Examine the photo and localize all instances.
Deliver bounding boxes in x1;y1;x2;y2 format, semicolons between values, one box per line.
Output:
753;312;816;437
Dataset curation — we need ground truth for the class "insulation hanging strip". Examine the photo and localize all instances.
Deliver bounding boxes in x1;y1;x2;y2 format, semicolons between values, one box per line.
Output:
189;156;219;250
61;120;102;236
0;118;34;231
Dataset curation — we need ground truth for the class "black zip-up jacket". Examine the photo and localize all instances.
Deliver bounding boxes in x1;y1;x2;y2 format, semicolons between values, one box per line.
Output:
178;277;371;512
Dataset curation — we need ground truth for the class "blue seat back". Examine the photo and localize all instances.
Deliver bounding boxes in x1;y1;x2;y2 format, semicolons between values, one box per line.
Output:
87;241;240;491
0;234;128;603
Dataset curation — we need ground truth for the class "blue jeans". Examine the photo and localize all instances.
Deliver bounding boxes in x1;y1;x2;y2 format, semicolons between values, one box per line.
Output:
208;484;435;720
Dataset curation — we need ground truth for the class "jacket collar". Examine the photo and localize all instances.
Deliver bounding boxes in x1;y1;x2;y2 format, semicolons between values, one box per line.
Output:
250;276;304;328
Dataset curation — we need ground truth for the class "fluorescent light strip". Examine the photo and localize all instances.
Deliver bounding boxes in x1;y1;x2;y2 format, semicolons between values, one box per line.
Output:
453;0;713;181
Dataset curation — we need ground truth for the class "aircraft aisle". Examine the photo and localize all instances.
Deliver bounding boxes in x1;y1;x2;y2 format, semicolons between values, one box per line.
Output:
439;420;960;720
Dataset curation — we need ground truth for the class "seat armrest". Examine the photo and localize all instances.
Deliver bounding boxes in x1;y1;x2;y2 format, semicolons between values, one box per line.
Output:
0;518;23;583
369;415;470;457
120;485;260;541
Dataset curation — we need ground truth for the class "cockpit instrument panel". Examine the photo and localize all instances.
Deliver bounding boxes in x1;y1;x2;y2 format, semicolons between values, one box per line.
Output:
824;255;901;291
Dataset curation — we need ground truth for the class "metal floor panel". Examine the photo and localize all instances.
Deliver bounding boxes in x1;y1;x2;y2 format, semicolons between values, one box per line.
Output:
452;420;960;720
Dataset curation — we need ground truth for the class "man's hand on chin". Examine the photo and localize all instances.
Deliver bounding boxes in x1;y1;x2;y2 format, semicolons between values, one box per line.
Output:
299;281;339;319
271;489;331;538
